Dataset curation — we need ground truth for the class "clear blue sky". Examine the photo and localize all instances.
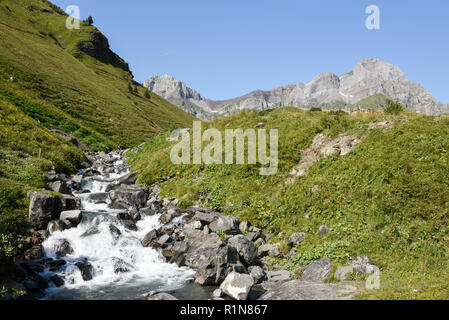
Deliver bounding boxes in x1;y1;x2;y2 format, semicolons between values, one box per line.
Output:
52;0;449;103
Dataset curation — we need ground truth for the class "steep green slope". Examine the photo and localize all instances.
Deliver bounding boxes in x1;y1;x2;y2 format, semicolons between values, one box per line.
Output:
0;0;195;150
0;0;194;260
129;107;449;299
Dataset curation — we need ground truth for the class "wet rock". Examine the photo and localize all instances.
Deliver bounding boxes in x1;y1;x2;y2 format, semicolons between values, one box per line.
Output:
142;230;158;248
60;210;83;228
259;280;357;300
54;239;74;257
166;243;186;266
139;208;157;216
228;235;258;266
157;234;172;248
220;272;254;300
110;257;132;274
82;168;102;177
301;258;332;282
61;195;80;211
159;208;180;224
48;259;67;272
146;198;163;211
109;224;122;240
48;220;65;233
71;175;83;191
28;191;63;230
51;275;65;287
84;192;109;203
266;270;292;283
209;216;240;235
105;172;137;192
109;186;149;210
23;274;48;292
81;225;99;237
122;220;137;231
75;259;94;281
212;288;223;298
145;292;178;300
127;207;141;221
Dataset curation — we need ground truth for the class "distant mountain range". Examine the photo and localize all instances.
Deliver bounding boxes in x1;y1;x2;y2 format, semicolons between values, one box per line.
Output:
144;58;448;120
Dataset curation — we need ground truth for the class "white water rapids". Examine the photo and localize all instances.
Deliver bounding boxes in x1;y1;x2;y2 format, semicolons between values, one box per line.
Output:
39;157;209;300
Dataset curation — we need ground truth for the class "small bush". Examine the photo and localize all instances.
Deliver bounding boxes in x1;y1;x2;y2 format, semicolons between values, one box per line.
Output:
384;100;404;115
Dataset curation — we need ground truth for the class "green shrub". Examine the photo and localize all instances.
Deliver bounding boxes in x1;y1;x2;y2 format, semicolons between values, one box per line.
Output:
384;100;404;115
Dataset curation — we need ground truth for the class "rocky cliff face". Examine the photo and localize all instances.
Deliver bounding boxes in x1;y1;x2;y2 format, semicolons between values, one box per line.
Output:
144;59;448;119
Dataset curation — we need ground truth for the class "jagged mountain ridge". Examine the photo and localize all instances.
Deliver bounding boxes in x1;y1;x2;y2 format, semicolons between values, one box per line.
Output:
144;59;448;119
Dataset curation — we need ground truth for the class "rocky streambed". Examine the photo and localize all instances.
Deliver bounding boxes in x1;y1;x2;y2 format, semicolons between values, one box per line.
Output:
5;150;378;301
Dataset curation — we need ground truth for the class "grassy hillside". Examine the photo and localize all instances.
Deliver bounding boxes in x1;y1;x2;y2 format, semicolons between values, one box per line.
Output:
0;0;194;150
0;0;194;260
128;107;449;299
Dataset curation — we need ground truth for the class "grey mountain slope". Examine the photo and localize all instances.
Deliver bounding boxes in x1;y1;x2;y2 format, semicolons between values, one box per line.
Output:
144;59;448;120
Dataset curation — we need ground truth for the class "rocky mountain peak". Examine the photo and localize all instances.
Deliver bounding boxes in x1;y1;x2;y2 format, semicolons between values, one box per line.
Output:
144;75;203;103
144;58;448;120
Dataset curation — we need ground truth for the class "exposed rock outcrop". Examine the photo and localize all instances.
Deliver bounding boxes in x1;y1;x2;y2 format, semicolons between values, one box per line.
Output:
145;59;449;119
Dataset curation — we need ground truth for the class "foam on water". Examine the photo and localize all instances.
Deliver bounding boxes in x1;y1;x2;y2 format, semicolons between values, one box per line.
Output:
40;158;198;300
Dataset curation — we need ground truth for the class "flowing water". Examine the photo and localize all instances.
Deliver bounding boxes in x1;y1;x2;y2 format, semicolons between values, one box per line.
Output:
40;156;213;300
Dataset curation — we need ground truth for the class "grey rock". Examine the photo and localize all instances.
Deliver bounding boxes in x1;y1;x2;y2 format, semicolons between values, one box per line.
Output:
258;243;281;258
28;191;63;231
54;239;74;257
334;266;354;281
48;220;65;233
301;258;333;282
228;235;258;266
185;220;203;230
259;280;357;300
48;180;72;195
145;292;178;300
209;215;240;235
212;289;223;298
288;232;307;246
239;221;251;233
220;272;254;300
349;256;378;275
109;186;149;210
248;266;266;284
182;231;240;285
319;225;330;235
60;210;83;228
266;270;291;283
193;211;221;224
159;208;180;224
142;230;158;247
75;259;94;281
